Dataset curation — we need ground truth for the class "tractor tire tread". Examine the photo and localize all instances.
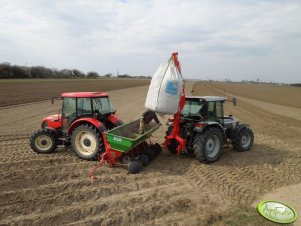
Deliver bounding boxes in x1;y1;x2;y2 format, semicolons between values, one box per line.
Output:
193;126;223;163
30;128;57;154
232;127;254;152
71;124;104;160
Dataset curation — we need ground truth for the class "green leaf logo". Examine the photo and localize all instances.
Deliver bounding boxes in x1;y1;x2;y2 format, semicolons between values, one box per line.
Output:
257;200;298;224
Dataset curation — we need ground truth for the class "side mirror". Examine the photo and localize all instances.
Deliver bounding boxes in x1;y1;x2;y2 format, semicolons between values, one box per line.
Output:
232;97;237;106
51;97;62;104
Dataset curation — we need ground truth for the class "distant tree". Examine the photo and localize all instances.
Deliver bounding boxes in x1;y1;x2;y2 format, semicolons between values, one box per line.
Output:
87;71;99;78
0;63;13;79
290;83;301;87
12;66;31;78
72;69;85;78
117;74;131;78
104;73;113;77
30;66;52;78
0;62;101;79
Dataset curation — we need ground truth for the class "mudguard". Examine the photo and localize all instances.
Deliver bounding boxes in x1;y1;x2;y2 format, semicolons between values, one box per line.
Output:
193;122;226;138
68;118;106;134
231;124;249;139
107;114;123;126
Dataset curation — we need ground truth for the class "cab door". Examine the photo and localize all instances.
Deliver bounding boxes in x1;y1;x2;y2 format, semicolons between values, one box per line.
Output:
62;98;76;133
207;101;224;125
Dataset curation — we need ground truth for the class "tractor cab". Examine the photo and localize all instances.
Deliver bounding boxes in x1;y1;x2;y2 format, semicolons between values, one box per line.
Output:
60;92;115;132
181;96;226;124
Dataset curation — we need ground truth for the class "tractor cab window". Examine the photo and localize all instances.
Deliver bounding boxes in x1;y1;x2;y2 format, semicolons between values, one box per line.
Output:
92;97;112;115
207;101;224;122
77;98;92;116
62;98;76;122
181;100;206;118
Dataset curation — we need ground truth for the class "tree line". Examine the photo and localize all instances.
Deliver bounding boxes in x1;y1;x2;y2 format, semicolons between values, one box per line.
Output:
0;63;151;79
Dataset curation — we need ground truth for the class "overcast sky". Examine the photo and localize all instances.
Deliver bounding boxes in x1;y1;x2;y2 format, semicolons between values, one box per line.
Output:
0;0;300;83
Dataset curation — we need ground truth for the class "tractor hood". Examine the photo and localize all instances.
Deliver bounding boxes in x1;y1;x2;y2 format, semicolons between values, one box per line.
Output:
41;114;62;130
43;114;61;122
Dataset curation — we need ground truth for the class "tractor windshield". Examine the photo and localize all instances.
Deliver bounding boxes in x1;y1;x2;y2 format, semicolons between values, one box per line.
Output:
92;97;112;115
181;100;205;117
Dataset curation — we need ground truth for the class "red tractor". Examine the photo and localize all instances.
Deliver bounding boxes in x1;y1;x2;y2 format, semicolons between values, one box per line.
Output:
30;92;123;160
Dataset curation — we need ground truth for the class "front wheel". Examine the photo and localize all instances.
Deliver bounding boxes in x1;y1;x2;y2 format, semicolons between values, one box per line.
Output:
193;127;223;163
232;127;254;151
30;129;57;154
71;124;104;160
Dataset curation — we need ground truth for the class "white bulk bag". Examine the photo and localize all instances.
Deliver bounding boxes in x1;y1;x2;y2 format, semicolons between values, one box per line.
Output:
145;61;183;114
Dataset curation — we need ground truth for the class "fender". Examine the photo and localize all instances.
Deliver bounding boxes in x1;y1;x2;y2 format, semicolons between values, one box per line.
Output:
193;122;226;138
107;114;123;126
231;124;249;139
68;118;106;135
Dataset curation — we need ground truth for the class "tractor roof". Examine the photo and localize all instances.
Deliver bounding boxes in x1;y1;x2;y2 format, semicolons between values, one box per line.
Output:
186;96;227;102
61;92;109;98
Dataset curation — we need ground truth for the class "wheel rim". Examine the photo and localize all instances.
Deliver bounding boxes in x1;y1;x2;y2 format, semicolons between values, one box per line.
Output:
241;133;251;148
35;135;52;151
205;134;221;158
75;131;97;155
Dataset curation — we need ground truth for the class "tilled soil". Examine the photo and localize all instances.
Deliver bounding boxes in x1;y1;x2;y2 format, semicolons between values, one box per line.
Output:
0;83;300;225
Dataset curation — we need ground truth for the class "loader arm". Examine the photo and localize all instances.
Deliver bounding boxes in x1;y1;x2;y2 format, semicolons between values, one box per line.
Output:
164;52;186;154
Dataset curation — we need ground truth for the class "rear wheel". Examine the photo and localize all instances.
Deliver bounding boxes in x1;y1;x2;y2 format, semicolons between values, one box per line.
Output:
71;124;104;160
30;129;57;154
193;127;223;163
233;127;254;151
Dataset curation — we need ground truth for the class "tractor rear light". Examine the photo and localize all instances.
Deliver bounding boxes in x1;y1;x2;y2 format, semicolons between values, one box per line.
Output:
195;123;204;128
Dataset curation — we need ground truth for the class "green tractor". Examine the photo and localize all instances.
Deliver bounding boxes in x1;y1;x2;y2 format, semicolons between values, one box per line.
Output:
165;96;254;163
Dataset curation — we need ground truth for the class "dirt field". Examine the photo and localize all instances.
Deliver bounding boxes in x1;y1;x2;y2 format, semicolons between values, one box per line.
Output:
0;81;300;225
0;78;150;107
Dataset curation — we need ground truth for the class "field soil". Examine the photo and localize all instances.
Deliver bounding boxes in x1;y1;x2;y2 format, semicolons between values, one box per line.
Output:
0;78;150;107
0;81;300;225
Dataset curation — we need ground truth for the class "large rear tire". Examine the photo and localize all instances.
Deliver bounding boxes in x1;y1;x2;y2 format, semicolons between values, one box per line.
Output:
193;127;223;163
232;127;254;152
71;124;104;160
30;129;57;154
